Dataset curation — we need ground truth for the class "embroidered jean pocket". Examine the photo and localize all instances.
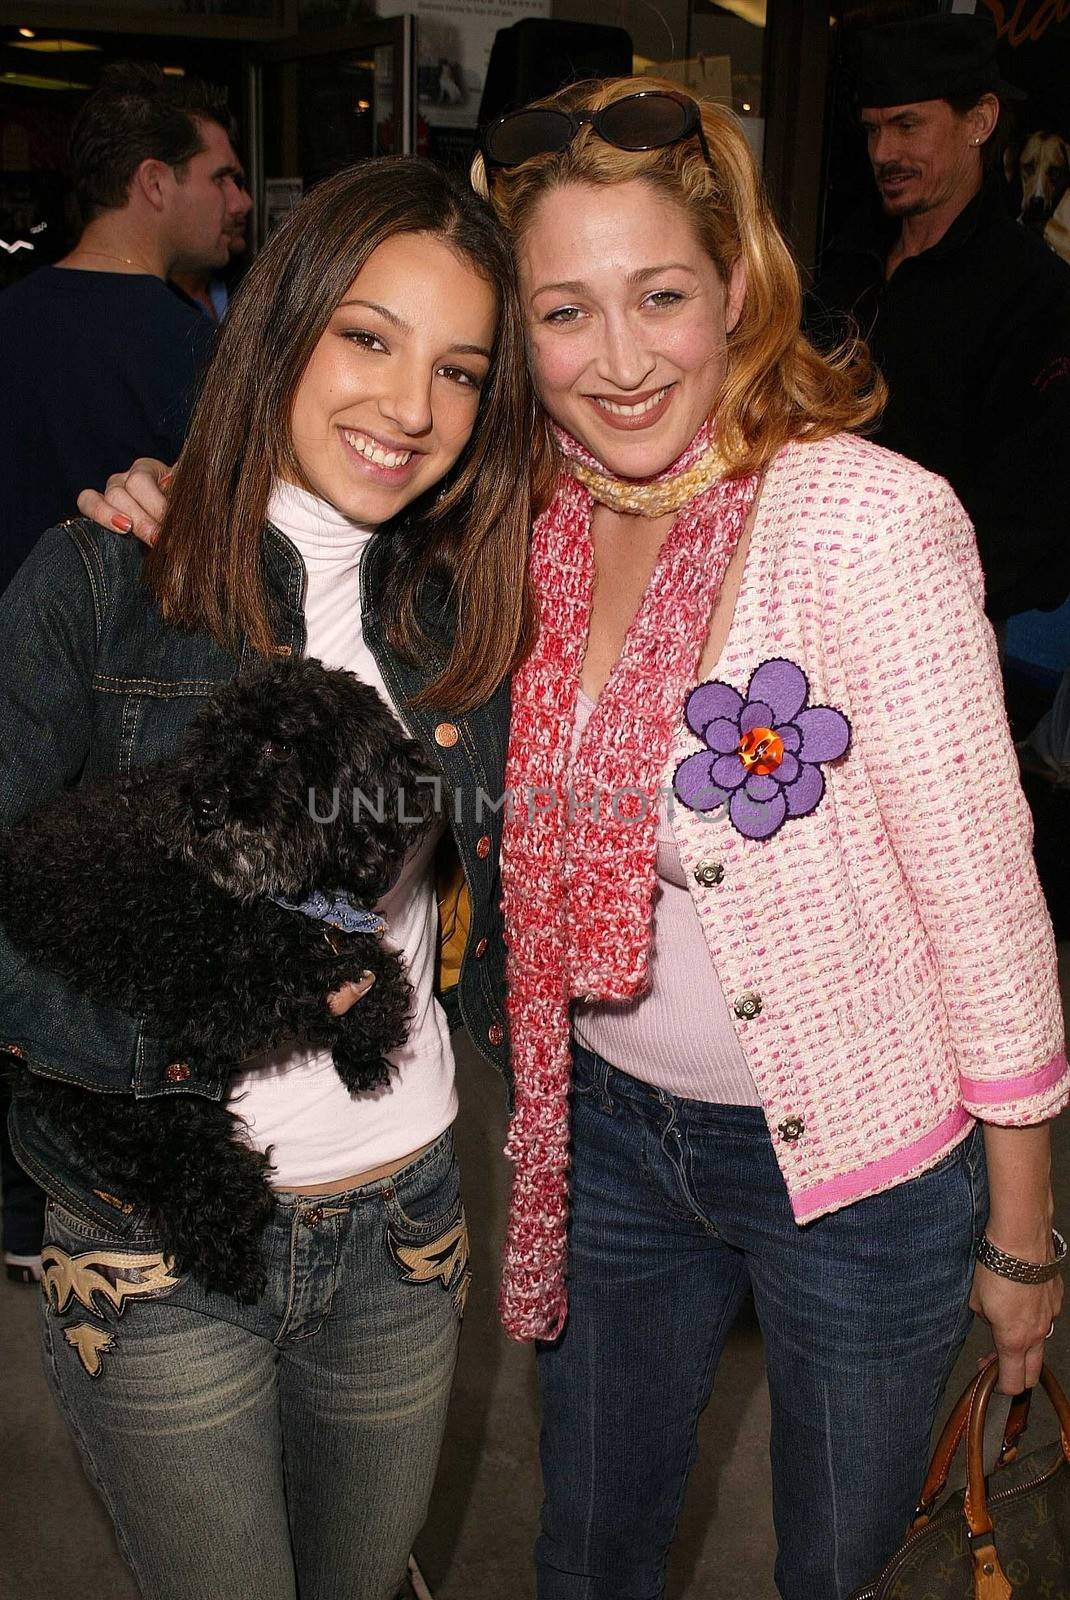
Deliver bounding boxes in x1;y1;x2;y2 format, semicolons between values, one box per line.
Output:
386;1202;471;1319
384;1157;470;1320
41;1202;183;1380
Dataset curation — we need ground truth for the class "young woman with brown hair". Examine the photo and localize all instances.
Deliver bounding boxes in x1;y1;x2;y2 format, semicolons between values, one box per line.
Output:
0;156;538;1600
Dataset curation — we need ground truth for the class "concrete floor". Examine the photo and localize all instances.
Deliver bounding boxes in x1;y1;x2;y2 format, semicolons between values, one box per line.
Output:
3;951;1069;1600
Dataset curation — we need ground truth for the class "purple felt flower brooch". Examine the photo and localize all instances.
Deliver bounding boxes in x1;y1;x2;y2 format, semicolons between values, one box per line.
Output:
673;658;851;841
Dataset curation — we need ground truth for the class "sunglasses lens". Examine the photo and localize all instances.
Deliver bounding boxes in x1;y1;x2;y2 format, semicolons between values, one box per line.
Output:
598;93;694;151
484;109;574;167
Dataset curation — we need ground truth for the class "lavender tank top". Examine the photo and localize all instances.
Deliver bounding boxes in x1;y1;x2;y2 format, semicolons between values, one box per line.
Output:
570;689;759;1105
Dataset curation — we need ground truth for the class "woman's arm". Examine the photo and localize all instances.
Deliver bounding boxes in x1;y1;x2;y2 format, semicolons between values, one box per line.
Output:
0;527;174;1081
839;467;1067;1393
972;1123;1062;1393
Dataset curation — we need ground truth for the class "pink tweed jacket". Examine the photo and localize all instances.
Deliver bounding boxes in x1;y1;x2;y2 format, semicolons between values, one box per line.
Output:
665;431;1067;1222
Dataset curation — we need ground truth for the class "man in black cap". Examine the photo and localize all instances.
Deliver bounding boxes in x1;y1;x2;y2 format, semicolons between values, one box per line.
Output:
811;13;1070;624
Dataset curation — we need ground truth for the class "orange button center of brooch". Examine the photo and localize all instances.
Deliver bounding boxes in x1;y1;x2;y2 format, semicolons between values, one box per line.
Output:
738;726;784;775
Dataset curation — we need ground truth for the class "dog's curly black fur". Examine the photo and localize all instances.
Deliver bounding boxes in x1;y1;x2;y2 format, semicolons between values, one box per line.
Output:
0;659;432;1302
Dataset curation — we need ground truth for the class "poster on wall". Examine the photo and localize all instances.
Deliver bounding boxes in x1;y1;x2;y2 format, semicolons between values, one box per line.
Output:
981;0;1070;265
375;0;551;130
264;178;304;235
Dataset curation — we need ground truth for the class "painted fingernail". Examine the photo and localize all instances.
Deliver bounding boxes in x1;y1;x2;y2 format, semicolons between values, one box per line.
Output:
160;472;174;488
111;514;133;533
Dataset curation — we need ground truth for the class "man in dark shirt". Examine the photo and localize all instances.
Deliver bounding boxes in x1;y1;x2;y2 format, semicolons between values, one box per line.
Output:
811;13;1070;622
0;62;250;594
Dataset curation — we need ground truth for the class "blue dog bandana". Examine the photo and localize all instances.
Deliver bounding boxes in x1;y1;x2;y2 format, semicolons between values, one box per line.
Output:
268;889;385;936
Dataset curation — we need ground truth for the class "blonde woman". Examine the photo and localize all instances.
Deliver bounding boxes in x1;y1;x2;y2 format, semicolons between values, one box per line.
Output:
477;79;1065;1599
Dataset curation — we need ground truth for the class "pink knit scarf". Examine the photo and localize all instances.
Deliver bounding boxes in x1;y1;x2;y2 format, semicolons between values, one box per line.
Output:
498;432;759;1341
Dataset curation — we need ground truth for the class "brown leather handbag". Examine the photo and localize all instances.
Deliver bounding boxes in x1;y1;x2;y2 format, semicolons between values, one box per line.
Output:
852;1357;1070;1599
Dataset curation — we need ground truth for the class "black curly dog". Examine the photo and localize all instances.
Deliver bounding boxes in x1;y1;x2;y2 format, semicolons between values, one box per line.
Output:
0;658;432;1301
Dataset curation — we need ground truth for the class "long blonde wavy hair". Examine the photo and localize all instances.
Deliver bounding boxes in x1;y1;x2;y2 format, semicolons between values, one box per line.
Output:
471;76;884;483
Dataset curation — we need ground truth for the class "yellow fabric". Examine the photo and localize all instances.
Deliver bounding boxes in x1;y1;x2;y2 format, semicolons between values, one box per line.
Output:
437;855;470;992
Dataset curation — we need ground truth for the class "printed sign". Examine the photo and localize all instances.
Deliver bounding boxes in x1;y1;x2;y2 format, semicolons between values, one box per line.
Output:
375;0;551;128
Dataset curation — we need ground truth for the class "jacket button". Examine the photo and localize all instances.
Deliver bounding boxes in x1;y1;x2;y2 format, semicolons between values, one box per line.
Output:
476;835;491;859
165;1062;192;1083
778;1117;805;1143
487;1023;504;1046
733;991;762;1021
434;722;459;748
474;937;488;958
694;859;725;887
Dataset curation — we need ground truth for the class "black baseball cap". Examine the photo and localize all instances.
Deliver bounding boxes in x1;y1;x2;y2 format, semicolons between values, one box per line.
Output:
850;13;1024;109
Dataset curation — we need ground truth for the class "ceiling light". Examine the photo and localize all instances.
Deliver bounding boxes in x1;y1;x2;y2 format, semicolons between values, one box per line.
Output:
1;69;90;90
12;38;100;53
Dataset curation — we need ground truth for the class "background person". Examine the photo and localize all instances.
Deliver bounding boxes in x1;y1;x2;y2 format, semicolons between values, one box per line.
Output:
0;61;247;595
171;172;252;321
810;12;1070;626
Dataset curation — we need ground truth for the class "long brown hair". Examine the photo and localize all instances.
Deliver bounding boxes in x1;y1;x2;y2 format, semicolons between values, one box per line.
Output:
145;157;537;711
472;77;885;480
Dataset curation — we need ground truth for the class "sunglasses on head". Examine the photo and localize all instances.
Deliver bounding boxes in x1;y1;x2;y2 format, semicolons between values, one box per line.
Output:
481;89;712;174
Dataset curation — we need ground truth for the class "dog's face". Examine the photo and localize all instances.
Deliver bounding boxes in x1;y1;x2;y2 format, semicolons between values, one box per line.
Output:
171;660;432;903
1016;132;1070;227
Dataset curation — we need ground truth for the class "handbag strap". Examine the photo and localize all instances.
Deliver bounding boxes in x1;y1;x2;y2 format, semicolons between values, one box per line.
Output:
964;1361;1070;1536
909;1359;1070;1600
962;1362;1070;1600
912;1356;1032;1526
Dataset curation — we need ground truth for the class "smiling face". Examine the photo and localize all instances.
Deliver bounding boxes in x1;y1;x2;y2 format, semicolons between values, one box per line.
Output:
861;97;992;220
518;179;745;479
288;231;497;525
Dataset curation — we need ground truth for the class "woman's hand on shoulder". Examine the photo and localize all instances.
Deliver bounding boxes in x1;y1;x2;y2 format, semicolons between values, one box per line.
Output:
76;458;174;546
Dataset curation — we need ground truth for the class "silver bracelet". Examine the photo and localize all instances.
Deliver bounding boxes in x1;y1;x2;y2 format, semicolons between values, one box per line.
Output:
975;1227;1067;1284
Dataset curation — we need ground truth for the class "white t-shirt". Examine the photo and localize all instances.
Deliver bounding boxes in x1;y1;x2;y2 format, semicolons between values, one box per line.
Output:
226;481;456;1187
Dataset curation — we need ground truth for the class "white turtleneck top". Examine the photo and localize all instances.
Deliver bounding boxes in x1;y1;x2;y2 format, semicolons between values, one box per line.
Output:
226;481;456;1187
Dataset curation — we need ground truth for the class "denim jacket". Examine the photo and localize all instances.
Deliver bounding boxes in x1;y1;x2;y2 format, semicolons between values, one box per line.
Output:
0;517;511;1235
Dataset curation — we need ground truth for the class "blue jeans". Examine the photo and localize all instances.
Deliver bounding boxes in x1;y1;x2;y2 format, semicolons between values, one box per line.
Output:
39;1127;468;1600
536;1046;988;1600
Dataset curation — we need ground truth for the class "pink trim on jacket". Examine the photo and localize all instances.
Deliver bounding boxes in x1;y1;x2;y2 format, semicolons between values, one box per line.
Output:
793;1106;974;1222
958;1050;1069;1106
